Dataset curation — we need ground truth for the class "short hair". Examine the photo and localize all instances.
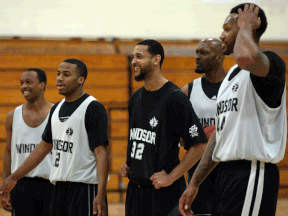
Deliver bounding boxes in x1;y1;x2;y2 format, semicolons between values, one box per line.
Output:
230;3;267;38
25;68;47;85
137;39;165;68
63;59;88;80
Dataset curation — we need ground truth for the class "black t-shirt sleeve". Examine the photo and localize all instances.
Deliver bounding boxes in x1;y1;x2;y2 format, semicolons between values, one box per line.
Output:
85;101;109;152
42;102;60;144
188;81;193;99
167;90;208;150
126;93;137;166
250;51;286;108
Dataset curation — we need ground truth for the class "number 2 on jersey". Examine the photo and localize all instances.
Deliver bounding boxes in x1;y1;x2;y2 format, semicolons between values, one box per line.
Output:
131;141;145;160
54;152;60;167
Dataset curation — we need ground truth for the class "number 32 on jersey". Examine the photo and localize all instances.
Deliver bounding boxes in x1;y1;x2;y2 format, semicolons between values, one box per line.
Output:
131;141;145;160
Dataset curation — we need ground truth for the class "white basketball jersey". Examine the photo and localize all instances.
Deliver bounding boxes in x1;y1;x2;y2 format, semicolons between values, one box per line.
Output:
213;65;287;163
50;96;98;184
11;105;52;179
190;77;217;126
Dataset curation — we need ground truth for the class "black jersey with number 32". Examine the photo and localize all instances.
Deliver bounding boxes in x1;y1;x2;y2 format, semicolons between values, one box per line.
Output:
127;82;207;186
127;84;180;186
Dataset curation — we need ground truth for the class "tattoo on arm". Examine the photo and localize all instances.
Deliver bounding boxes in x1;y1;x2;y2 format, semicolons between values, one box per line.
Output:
191;131;219;187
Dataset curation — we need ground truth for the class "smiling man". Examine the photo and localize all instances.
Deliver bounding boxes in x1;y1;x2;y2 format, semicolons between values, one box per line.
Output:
120;39;207;216
2;68;54;215
0;59;109;216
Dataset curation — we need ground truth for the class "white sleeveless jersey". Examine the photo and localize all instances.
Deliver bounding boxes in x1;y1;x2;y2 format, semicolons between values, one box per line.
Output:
213;65;287;163
50;96;98;184
190;77;217;126
11;105;52;179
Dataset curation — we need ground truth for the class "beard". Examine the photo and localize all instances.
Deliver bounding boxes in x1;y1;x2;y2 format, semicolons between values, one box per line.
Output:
223;49;232;56
195;67;206;74
134;70;147;81
134;65;152;82
223;41;235;56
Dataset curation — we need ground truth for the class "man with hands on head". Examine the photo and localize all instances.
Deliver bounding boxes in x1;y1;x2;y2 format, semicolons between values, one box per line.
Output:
180;3;286;216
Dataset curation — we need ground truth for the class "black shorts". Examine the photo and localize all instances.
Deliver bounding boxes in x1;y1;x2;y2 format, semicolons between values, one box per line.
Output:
212;160;279;216
187;160;217;214
125;177;186;216
49;181;108;216
11;177;54;216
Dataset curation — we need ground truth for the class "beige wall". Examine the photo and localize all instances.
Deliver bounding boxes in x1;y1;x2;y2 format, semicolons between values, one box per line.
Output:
0;0;287;40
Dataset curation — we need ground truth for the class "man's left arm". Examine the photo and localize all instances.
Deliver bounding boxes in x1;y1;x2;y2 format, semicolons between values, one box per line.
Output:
85;101;109;216
151;142;206;189
151;91;207;189
93;143;108;216
234;4;270;77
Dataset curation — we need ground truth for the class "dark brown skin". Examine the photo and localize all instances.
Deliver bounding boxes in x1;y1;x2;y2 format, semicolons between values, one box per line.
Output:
179;4;271;216
1;63;109;216
2;70;52;212
182;38;226;97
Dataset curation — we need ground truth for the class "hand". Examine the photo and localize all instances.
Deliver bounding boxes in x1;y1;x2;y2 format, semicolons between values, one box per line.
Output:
0;177;17;203
120;163;130;177
179;185;199;216
1;195;12;212
93;194;107;216
150;170;173;189
237;3;261;31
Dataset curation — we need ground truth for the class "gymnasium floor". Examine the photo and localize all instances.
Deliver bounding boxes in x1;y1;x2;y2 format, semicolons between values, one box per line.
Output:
1;197;288;215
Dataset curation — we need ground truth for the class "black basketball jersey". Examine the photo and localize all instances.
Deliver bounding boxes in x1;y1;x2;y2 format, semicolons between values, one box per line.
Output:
127;81;207;186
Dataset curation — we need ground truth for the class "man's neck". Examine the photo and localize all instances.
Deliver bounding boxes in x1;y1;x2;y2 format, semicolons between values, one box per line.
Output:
65;89;85;102
204;66;226;83
143;70;168;91
25;96;50;111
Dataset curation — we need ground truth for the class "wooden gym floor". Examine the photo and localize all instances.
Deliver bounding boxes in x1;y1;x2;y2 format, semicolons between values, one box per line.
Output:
1;197;288;215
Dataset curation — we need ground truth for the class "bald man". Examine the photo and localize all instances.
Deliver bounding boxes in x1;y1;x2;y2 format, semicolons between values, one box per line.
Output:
181;38;226;215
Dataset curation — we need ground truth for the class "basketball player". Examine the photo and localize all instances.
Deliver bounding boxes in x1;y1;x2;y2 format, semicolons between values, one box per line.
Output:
0;59;109;216
120;39;207;216
181;38;225;214
1;68;53;215
179;3;286;216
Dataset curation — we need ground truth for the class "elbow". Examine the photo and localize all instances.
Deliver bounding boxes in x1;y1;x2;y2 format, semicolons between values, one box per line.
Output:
235;54;256;69
234;47;259;69
197;142;207;155
94;144;109;156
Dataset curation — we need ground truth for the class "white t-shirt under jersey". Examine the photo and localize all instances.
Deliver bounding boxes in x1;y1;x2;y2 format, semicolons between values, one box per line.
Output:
49;96;99;184
11;105;52;179
213;65;287;163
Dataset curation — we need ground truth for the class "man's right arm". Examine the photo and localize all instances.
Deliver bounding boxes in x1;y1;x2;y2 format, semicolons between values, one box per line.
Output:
3;111;13;181
0;140;52;200
1;111;14;212
181;84;189;97
179;131;219;216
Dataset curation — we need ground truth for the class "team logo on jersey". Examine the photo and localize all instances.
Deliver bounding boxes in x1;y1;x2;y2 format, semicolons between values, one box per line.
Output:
232;83;239;92
66;127;73;136
189;124;199;138
149;117;158;128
